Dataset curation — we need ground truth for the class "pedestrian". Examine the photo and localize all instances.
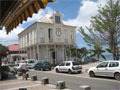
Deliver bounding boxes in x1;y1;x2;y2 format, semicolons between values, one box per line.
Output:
20;63;27;80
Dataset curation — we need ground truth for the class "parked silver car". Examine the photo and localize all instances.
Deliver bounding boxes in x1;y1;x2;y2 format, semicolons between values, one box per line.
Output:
88;61;120;80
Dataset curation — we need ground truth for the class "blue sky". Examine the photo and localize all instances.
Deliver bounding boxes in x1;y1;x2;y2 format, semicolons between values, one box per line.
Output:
0;0;107;49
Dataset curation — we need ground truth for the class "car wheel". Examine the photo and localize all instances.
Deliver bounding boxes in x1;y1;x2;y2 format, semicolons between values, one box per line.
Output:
34;68;37;70
78;71;81;74
89;71;95;77
68;69;72;74
56;68;59;73
41;68;44;71
114;73;120;81
49;68;51;71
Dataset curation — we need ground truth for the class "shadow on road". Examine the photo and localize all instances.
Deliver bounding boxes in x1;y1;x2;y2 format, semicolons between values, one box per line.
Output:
93;76;115;80
1;73;17;81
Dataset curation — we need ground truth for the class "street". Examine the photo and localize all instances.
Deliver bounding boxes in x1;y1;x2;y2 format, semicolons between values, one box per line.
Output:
29;70;120;90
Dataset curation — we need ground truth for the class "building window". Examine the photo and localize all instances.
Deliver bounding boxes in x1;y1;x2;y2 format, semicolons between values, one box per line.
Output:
64;30;68;43
23;36;24;47
27;33;29;45
64;30;68;40
40;28;45;38
71;31;74;40
55;16;61;24
40;28;45;42
30;32;32;44
34;29;37;43
48;28;53;42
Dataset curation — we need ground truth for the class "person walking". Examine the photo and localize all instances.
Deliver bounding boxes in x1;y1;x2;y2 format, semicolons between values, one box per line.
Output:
20;63;27;80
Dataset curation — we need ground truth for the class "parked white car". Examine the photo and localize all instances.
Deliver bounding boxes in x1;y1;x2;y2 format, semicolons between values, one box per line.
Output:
55;61;82;74
88;61;120;80
25;59;35;69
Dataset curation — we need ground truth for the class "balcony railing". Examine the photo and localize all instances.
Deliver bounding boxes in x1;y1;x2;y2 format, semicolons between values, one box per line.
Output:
49;38;53;43
40;38;45;43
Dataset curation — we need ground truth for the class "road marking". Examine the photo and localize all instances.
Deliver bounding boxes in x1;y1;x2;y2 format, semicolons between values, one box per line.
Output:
1;81;30;86
4;84;41;90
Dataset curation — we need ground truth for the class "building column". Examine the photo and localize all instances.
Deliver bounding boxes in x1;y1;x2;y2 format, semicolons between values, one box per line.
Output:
46;45;48;61
37;44;40;61
64;46;66;61
26;48;29;59
69;45;71;61
62;45;64;61
54;45;57;64
30;47;32;59
34;46;36;60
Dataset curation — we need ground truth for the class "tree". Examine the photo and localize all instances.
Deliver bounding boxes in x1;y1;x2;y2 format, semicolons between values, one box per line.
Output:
0;44;8;67
89;45;106;61
79;0;120;60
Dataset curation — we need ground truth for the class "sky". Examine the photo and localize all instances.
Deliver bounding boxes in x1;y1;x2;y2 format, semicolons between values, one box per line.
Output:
0;0;107;48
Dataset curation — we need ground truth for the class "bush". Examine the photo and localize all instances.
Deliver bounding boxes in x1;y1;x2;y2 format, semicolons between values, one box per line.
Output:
0;66;10;80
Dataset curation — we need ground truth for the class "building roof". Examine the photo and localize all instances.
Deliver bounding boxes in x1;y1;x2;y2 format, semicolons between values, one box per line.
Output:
0;51;7;56
37;15;76;27
8;44;19;51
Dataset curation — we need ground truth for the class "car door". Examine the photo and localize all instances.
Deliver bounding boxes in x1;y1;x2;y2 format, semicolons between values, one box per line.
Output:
95;62;109;76
59;62;65;72
107;62;119;77
65;62;71;72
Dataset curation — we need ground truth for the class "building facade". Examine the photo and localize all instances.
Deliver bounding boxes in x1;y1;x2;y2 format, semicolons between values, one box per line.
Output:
18;11;76;64
8;44;27;62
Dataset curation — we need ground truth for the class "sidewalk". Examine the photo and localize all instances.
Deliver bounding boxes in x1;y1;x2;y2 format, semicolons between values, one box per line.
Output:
0;74;59;90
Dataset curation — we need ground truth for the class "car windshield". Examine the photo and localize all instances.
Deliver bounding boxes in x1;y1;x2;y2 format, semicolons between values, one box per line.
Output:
72;62;80;65
44;62;50;65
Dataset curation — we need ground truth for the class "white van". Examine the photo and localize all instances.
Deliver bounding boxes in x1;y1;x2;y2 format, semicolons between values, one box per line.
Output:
25;59;35;69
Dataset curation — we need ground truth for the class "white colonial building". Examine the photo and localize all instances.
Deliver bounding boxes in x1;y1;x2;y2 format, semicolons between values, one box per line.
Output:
18;11;76;64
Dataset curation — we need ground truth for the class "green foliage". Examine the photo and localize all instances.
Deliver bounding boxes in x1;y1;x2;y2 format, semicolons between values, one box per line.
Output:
0;66;10;80
0;44;8;52
49;48;55;52
66;46;89;60
89;45;106;61
79;0;120;60
1;66;10;73
12;55;21;61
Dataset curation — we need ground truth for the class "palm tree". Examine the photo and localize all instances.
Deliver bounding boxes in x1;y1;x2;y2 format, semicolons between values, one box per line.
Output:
90;45;106;61
66;46;78;60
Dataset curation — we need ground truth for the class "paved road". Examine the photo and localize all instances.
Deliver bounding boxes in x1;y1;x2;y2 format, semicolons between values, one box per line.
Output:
29;70;120;90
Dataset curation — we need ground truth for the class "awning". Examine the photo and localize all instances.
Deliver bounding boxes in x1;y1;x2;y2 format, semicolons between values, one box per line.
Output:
1;0;55;34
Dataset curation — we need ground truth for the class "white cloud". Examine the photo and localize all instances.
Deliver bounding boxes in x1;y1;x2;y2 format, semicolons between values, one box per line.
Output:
66;0;107;33
0;7;54;46
0;26;24;46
